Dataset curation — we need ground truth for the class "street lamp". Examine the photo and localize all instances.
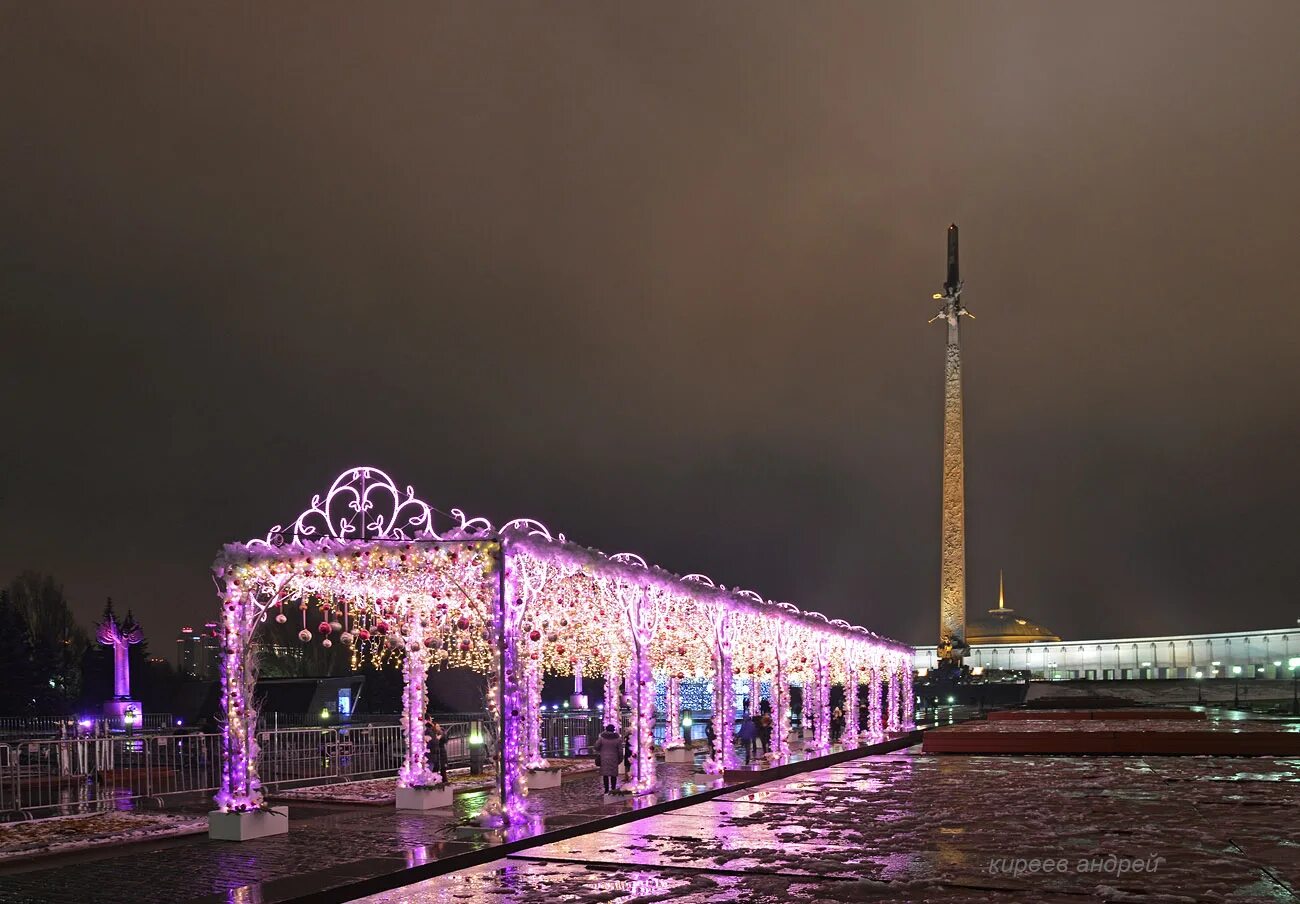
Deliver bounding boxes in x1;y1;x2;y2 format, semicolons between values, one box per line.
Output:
1232;665;1242;709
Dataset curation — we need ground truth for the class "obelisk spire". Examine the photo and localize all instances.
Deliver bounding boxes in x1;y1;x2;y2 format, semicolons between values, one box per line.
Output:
931;224;973;666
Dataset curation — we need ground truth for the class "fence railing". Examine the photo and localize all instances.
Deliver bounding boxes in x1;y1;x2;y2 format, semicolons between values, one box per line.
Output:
0;716;503;821
0;710;726;821
0;714;177;740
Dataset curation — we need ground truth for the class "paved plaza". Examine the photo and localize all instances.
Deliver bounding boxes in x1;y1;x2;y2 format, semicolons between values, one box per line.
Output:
0;736;894;904
356;748;1300;903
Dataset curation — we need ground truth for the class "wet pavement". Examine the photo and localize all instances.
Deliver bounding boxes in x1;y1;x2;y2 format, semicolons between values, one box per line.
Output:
356;750;1300;903
0;738;888;903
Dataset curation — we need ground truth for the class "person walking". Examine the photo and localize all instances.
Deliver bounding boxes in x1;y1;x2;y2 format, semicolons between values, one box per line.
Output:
426;721;449;784
593;724;622;794
758;709;773;756
738;713;758;764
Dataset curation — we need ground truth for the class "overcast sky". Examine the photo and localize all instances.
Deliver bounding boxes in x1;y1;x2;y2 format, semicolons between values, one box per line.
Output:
3;2;1298;648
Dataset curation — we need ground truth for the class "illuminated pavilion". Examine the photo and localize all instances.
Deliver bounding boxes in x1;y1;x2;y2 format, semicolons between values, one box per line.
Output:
209;467;914;838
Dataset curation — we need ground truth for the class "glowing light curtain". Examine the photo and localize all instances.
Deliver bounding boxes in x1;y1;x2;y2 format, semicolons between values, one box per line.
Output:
665;675;683;747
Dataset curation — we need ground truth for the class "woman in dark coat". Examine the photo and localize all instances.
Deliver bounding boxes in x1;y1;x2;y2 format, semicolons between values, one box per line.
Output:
592;724;623;793
425;721;449;784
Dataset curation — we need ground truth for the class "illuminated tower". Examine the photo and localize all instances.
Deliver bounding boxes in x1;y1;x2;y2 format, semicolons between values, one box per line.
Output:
931;225;973;665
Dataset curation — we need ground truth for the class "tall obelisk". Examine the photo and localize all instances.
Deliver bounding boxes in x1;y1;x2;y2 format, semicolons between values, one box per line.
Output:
933;224;972;666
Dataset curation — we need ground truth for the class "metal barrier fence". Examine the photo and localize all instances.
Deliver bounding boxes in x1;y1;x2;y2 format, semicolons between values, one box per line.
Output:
0;714;177;740
0;711;720;821
0;718;494;821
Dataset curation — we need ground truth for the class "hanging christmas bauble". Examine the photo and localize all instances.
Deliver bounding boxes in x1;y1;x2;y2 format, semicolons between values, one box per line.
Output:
456;616;470;631
318;622;333;635
340;632;354;647
529;630;541;642
459;640;471;651
298;629;312;642
321;638;332;649
356;628;371;641
275;613;288;624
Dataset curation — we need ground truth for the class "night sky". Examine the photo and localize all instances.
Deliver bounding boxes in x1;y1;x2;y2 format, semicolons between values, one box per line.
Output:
3;3;1299;649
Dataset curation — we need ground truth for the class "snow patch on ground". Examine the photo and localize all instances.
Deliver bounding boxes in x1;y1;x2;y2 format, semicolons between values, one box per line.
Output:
0;811;206;862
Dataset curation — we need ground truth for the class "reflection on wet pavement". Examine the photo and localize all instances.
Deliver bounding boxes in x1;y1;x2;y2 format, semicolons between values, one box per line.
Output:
357;750;1300;903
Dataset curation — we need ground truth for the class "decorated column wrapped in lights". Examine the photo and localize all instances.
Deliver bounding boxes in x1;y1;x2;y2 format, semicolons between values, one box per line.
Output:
509;551;551;770
621;579;660;793
398;631;436;786
902;659;916;729
868;659;884;740
812;635;831;751
769;615;794;759
703;605;736;773
213;579;265;812
498;543;530;819
843;655;860;748
886;660;902;733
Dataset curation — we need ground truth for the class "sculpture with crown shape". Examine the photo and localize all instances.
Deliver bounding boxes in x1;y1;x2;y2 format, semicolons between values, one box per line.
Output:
97;598;144;725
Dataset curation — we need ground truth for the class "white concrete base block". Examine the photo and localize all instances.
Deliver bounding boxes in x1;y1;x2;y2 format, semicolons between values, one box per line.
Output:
208;808;289;841
528;768;562;789
396;785;454;810
664;746;692;763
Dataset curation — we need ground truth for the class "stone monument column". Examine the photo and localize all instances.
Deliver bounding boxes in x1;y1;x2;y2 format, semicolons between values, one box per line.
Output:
933;224;972;666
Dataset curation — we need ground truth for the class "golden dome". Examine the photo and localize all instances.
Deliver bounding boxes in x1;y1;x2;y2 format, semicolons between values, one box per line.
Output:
967;571;1061;645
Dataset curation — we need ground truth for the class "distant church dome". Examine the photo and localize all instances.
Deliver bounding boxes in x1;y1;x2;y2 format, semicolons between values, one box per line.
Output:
965;571;1061;644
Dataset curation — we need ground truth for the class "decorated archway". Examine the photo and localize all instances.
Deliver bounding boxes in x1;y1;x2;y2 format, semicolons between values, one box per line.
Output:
210;467;913;827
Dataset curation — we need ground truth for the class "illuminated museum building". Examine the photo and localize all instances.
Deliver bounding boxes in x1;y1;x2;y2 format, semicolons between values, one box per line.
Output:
914;576;1298;680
